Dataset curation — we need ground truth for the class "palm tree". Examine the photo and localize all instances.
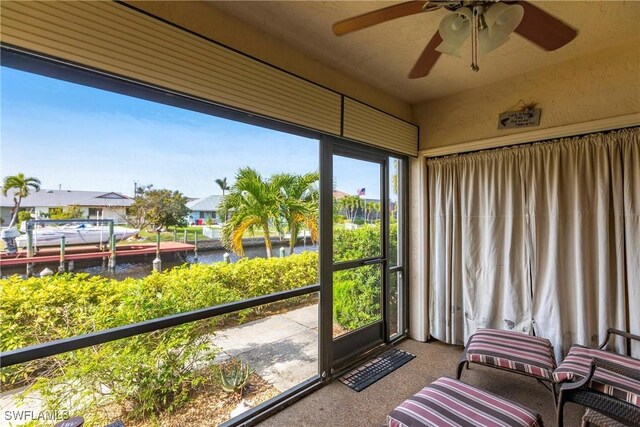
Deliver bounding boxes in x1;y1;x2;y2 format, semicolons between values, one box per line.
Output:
2;173;41;228
367;201;381;223
215;177;230;196
215;177;231;221
340;195;361;222
392;159;399;196
219;168;281;257
272;172;319;254
391;159;399;221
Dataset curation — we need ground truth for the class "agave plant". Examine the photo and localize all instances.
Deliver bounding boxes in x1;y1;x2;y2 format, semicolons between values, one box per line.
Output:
219;359;252;394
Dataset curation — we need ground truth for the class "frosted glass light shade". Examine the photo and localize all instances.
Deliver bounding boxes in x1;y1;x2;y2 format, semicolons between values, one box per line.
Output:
438;6;472;46
484;3;524;41
435;40;462;57
479;29;509;55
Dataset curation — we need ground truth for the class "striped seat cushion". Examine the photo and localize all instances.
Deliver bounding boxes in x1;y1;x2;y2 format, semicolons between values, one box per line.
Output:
387;377;543;427
553;345;640;407
465;328;556;381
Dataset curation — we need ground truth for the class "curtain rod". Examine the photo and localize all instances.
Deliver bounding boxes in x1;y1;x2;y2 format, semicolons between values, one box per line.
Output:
421;113;640;158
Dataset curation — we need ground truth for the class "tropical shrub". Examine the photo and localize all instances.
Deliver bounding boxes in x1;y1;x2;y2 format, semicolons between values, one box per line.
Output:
48;205;84;220
333;224;381;263
32;324;217;424
331;223;398;330
0;251;319;354
129;186;190;229
333;266;381;330
17;210;32;226
0;251;318;424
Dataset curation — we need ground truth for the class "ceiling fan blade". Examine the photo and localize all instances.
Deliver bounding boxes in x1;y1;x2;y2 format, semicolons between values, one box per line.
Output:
408;31;443;79
332;1;425;36
513;1;578;50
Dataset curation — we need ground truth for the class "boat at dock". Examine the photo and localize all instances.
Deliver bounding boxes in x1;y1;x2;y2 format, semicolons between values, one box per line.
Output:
15;223;139;247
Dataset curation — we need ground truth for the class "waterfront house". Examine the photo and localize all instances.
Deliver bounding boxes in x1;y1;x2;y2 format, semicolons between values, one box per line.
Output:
0;189;133;225
186;194;223;224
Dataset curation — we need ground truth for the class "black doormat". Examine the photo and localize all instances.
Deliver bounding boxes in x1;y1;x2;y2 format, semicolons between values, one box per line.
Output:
339;348;415;392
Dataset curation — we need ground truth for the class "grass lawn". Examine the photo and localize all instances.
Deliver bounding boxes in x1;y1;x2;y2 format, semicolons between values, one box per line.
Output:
130;225;284;244
135;226;214;242
1;224;297;249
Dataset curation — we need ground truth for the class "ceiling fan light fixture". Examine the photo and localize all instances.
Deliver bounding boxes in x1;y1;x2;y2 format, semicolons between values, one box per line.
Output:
331;0;578;78
484;2;525;41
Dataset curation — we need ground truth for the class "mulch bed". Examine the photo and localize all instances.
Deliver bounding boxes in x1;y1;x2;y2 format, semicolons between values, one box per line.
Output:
127;372;279;427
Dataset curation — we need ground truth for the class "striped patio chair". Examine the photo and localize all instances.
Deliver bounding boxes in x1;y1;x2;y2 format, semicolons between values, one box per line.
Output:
456;328;557;402
387;377;544;427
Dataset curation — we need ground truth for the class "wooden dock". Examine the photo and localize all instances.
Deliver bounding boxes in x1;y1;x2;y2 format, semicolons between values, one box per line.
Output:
0;242;195;267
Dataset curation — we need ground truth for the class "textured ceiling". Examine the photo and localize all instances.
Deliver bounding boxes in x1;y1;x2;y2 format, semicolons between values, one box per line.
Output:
210;1;640;104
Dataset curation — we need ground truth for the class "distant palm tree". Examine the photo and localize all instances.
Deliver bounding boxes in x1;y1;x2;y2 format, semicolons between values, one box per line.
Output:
215;177;230;196
219;168;281;257
392;159;399;196
272;172;319;254
339;195;361;222
215;177;231;221
367;201;381;223
2;173;41;228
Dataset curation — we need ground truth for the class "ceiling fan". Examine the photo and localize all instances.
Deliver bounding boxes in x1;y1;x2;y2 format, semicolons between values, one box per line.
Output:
332;1;578;78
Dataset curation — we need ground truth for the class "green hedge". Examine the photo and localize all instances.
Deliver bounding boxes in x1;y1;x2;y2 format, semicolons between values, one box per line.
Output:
331;223;397;331
0;252;318;423
0;251;318;352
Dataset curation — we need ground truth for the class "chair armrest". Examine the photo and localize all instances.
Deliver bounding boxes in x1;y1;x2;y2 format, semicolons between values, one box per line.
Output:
599;327;640;349
560;359;597;392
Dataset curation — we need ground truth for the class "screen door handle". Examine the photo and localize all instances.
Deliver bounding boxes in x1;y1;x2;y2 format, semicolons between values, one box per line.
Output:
361;258;385;265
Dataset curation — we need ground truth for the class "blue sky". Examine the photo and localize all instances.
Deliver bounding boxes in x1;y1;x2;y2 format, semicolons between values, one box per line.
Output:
1;67;385;199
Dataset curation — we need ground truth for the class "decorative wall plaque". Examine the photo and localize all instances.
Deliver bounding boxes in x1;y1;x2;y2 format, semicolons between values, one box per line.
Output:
498;108;541;129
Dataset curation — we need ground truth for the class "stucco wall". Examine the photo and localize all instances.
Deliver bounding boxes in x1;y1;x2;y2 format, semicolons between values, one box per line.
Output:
125;1;413;123
413;40;640;150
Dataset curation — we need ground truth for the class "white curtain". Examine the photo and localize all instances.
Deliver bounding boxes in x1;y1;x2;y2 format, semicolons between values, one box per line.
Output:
428;150;531;346
427;128;639;360
623;137;640;357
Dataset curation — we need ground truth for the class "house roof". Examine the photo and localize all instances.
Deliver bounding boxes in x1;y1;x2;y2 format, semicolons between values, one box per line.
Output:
333;190;349;199
0;189;134;208
186;194;223;212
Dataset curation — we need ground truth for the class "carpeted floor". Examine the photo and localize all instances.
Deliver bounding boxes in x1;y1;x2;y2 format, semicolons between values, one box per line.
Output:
257;339;584;426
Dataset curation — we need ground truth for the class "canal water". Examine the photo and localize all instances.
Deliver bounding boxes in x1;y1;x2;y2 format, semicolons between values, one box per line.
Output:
2;245;318;280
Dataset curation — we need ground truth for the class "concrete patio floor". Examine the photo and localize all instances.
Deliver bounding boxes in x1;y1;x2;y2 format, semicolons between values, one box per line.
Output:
212;306;583;426
212;304;319;392
258;339;585;426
